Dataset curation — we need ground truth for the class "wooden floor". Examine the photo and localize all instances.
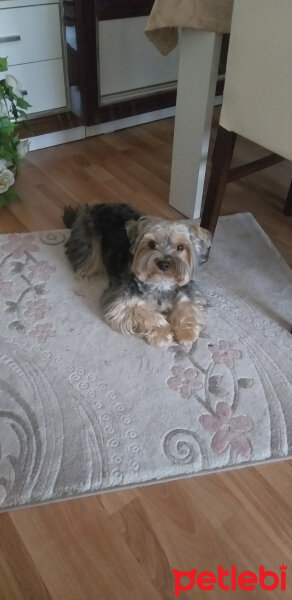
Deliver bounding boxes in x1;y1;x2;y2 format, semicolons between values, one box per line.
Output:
1;113;292;600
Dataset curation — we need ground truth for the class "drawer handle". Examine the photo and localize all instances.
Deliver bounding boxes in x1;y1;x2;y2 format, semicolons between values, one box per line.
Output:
21;90;28;96
0;35;21;43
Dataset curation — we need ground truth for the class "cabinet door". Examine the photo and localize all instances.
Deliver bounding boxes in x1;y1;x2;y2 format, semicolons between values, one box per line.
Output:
64;0;177;125
99;17;178;103
10;60;67;114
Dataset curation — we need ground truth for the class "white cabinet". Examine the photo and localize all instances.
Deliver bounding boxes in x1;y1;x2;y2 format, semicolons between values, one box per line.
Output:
0;2;67;115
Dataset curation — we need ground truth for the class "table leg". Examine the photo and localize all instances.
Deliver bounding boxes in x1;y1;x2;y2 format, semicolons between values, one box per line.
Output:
169;29;222;219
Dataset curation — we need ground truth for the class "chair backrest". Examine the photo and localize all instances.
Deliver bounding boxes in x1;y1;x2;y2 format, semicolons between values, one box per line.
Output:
220;0;292;161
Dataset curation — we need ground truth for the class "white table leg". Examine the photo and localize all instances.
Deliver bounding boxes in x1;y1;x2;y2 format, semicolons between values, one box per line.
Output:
169;29;222;219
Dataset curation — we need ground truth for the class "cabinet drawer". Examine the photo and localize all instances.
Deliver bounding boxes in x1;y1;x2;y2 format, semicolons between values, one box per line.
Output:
0;4;62;66
9;60;67;114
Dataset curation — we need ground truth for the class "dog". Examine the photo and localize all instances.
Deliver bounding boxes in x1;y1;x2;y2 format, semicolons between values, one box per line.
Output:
63;203;211;346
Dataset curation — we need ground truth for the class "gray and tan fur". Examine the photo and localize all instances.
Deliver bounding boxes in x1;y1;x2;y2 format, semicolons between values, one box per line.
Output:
63;203;211;346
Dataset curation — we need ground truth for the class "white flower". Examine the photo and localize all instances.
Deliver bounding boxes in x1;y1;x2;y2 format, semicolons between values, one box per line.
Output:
0;158;12;170
0;168;15;194
0;99;9;117
5;75;23;98
0;159;9;170
17;139;30;160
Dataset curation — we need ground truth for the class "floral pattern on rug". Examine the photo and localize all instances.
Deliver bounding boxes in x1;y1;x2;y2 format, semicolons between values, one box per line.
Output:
200;401;253;458
0;233;56;343
167;337;254;459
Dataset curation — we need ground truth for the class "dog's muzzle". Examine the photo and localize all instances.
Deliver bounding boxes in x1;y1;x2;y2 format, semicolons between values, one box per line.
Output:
157;260;170;272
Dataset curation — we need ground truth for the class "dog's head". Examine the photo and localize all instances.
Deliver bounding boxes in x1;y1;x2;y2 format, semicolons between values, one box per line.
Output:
126;216;211;286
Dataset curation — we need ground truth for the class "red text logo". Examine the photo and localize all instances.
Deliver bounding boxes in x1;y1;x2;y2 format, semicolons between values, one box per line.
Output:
173;565;287;596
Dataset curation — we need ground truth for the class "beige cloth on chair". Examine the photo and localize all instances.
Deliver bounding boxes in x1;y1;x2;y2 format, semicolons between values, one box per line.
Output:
145;0;233;54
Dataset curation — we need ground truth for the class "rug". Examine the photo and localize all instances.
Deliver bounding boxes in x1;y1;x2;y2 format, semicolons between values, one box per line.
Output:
0;213;292;512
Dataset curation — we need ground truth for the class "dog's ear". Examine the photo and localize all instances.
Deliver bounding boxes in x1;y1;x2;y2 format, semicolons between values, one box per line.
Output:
125;219;139;253
188;222;212;264
125;216;153;253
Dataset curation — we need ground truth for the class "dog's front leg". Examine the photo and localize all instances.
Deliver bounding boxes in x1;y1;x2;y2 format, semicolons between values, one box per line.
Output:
169;298;205;345
136;305;173;346
102;295;173;346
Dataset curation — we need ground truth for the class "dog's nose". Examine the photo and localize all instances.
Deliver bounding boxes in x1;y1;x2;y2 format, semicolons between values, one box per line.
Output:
157;260;169;272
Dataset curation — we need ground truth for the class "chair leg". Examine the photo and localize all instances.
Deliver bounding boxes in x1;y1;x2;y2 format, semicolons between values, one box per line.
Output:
283;179;292;216
201;126;236;235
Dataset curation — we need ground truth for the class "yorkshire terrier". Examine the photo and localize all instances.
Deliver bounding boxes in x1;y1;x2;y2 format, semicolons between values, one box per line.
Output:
63;203;211;347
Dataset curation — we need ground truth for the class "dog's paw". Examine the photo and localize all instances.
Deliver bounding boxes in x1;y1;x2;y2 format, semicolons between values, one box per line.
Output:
174;325;201;345
146;324;173;347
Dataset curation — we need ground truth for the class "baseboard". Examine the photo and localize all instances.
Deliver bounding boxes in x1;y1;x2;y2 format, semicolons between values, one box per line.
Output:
27;109;175;150
27;100;222;150
86;107;176;137
28;127;86;151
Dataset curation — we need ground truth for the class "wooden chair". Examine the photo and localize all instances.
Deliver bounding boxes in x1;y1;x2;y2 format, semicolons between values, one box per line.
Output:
201;0;292;236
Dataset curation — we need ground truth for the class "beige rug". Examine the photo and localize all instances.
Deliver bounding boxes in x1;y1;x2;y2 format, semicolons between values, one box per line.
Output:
0;213;292;512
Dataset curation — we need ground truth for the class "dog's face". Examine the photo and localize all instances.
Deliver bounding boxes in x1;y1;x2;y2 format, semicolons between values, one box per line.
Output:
126;217;211;286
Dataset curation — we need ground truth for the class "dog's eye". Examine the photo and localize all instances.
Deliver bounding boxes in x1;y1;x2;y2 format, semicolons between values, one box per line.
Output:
148;240;157;250
177;244;184;252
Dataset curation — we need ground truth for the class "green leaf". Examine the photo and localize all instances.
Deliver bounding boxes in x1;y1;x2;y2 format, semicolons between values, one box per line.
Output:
6;188;19;202
4;85;14;99
0;147;16;161
0;57;8;73
0;118;15;134
16;96;31;110
0;188;19;207
16;109;28;119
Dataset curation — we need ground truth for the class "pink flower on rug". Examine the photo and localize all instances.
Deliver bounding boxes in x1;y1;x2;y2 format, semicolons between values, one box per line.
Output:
30;322;56;343
210;340;242;368
1;234;39;258
199;401;253;458
28;260;56;282
168;366;203;399
24;299;50;320
0;276;12;297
